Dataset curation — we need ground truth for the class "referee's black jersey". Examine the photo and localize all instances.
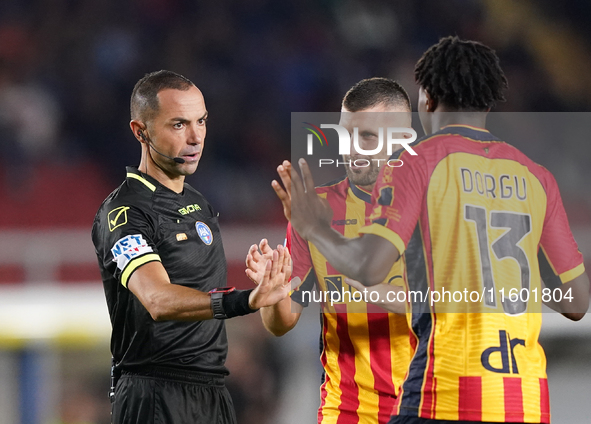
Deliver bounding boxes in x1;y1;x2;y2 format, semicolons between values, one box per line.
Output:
92;166;229;375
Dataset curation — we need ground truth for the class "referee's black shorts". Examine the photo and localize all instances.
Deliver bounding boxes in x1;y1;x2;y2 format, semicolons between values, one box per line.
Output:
112;367;237;424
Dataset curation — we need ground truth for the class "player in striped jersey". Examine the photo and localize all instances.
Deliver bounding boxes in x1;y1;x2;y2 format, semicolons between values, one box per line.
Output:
248;78;412;424
288;37;589;424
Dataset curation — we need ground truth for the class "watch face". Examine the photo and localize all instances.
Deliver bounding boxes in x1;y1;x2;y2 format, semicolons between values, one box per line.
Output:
209;287;236;294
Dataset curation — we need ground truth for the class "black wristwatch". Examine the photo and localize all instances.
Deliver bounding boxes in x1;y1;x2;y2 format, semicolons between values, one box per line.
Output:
209;287;236;319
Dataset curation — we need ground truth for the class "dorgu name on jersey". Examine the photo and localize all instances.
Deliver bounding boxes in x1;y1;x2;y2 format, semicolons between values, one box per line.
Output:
460;168;527;200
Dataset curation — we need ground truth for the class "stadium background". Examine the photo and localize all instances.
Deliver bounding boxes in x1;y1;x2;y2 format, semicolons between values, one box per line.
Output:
0;0;590;423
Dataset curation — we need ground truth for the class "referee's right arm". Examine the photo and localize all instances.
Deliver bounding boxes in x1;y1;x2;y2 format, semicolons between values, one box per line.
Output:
131;246;294;321
128;261;214;321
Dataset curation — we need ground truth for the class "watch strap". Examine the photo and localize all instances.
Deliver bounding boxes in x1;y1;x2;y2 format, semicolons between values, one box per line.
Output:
210;291;227;319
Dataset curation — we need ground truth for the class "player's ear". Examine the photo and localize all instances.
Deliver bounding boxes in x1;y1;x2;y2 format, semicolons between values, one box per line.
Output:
425;90;437;112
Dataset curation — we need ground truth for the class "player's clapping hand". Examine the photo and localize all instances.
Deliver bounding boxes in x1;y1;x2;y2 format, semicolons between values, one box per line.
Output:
272;160;292;222
247;244;296;309
290;158;333;241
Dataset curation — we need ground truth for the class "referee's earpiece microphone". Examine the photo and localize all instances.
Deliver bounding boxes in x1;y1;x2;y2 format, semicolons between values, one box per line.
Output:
138;130;186;164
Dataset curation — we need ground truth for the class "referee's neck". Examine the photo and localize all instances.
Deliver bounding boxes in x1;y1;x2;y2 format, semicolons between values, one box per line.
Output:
139;158;186;194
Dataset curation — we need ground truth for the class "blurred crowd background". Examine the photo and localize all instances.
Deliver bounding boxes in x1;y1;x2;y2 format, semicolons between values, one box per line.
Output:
1;0;591;423
3;0;591;227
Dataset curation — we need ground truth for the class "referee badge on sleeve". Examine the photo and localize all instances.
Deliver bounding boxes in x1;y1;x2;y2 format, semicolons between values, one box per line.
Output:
195;221;213;245
108;206;130;232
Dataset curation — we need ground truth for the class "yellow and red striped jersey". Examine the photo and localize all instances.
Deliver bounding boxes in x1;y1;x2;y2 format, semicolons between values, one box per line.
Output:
289;176;410;424
360;125;585;423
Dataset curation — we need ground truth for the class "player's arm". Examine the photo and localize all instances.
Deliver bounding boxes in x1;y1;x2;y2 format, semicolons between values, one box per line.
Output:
129;246;292;321
246;239;304;335
291;159;400;286
538;170;589;321
538;171;590;321
542;272;589;321
260;294;303;336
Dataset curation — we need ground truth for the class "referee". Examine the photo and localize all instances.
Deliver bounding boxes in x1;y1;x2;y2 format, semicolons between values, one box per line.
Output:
91;70;291;424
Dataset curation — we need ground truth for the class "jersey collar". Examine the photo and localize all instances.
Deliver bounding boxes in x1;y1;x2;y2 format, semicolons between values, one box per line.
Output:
349;181;372;204
126;166;158;192
442;124;489;133
436;125;500;142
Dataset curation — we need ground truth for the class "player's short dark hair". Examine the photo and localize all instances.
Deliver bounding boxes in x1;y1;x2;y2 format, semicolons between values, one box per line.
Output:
130;70;195;122
342;77;411;112
415;36;508;111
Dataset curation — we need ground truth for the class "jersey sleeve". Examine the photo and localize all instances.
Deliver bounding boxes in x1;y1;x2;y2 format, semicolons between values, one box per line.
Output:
359;150;428;255
288;222;317;307
92;204;161;288
537;170;585;286
386;257;405;287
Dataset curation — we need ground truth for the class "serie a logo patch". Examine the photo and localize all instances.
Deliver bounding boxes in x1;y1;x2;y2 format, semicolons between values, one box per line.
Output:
195;221;213;245
111;234;153;270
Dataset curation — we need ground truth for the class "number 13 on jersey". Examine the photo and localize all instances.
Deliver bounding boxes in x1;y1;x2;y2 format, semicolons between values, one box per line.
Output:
464;204;533;315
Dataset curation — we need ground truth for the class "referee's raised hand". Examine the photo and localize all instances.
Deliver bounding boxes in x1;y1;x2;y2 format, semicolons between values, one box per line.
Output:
248;244;294;309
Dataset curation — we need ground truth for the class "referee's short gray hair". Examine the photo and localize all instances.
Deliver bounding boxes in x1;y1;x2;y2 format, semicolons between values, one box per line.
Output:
130;70;195;123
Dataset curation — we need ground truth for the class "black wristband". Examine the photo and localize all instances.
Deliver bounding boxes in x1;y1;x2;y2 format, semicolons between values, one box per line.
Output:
222;289;258;318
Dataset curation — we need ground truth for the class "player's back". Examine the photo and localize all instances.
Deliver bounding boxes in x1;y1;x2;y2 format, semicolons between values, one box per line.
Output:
420;125;552;312
369;125;585;423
